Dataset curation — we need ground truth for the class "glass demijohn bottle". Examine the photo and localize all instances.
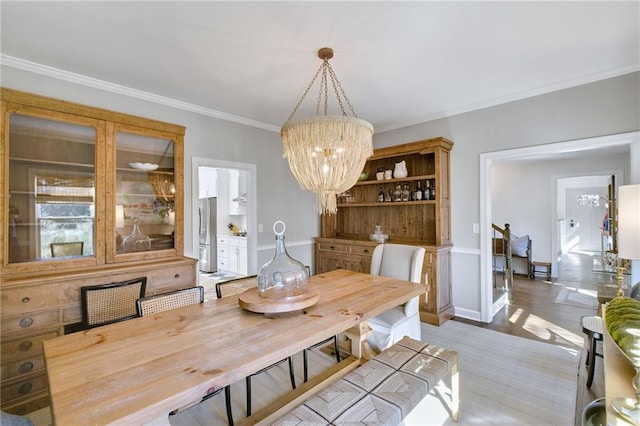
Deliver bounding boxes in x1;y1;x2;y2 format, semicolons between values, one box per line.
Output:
258;221;308;299
122;217;152;253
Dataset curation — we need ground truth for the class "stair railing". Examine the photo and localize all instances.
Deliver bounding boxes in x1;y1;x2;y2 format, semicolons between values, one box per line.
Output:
492;223;514;302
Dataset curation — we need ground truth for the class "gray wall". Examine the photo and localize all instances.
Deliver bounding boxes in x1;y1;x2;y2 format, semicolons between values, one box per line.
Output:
374;71;639;318
3;65;638;319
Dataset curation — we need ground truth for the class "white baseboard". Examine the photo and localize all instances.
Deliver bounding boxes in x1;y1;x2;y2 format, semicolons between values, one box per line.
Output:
453;307;483;322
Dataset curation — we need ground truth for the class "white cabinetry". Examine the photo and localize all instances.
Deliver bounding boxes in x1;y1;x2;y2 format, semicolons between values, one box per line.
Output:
217;235;247;275
199;167;218;199
228;170;247;215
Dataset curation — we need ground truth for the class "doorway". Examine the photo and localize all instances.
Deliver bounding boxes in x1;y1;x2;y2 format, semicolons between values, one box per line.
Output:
479;131;639;323
191;157;257;276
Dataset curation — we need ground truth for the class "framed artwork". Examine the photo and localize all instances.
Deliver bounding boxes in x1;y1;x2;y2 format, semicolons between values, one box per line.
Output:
119;180;169;225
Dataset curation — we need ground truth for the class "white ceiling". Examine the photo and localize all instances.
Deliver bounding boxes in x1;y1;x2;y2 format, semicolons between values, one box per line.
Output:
1;1;638;134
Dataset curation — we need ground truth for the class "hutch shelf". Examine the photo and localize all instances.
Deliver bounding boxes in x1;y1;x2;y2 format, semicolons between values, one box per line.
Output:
0;88;197;414
315;137;453;326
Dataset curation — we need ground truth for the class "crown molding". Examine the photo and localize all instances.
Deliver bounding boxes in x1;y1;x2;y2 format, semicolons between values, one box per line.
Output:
0;54;281;133
376;64;640;134
3;54;637;136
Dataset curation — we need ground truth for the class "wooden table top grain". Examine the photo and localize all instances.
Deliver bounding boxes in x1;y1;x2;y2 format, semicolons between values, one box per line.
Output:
43;269;425;425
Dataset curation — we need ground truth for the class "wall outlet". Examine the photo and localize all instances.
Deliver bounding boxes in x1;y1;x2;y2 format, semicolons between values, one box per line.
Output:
258;223;263;233
472;223;480;234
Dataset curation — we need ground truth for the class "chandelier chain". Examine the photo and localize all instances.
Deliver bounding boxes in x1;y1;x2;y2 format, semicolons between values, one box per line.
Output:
326;61;356;117
318;61;328;115
283;56;358;124
284;61;324;125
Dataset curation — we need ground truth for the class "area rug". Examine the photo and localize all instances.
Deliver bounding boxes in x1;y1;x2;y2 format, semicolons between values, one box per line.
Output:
554;286;598;309
405;320;580;425
170;320;580;425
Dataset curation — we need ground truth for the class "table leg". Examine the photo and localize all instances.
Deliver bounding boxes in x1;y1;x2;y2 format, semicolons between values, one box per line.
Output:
344;321;376;361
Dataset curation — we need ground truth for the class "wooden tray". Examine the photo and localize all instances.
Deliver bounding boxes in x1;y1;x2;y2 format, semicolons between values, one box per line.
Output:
238;287;319;314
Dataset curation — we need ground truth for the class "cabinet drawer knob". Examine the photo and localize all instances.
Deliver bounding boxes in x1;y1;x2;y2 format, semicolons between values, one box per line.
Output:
19;317;34;328
19;362;34;373
22;297;30;303
18;382;33;394
330;246;335;250
363;249;369;253
18;341;33;352
174;273;181;279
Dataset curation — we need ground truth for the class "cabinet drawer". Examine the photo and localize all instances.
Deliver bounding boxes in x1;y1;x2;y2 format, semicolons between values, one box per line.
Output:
144;264;196;294
318;242;348;253
1;332;58;361
217;246;229;256
1;284;72;316
349;245;375;256
1;374;48;404
1;355;46;381
63;304;82;323
1;311;59;334
217;237;228;246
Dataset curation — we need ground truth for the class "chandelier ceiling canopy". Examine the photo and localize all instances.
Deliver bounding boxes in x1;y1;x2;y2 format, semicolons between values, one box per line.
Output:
281;47;374;215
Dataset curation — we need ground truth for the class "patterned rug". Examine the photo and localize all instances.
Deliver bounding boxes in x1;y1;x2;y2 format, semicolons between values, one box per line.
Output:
554;286;598;309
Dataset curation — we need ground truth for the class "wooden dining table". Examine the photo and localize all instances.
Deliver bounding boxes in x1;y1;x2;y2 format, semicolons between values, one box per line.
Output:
43;269;425;425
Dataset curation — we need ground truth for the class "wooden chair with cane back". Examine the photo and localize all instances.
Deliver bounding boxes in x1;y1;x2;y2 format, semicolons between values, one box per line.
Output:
80;277;147;330
216;275;296;417
137;286;233;424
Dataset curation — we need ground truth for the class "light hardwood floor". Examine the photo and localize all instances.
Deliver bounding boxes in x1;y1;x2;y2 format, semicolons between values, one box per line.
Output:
455;251;625;425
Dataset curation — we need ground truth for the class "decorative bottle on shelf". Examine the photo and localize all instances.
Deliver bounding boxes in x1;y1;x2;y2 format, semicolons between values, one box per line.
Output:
258;221;308;300
393;184;403;202
385;190;392;202
402;184;410;202
122;217;152;253
414;181;423;200
423;180;431;201
430;179;436;200
378;186;385;202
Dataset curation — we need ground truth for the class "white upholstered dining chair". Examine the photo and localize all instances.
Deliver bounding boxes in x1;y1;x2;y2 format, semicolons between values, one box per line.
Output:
367;243;426;353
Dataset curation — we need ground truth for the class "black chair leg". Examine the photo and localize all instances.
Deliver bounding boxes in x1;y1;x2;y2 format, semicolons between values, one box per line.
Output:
333;335;341;363
303;349;309;383
246;376;252;417
586;336;597;388
288;356;296;389
224;385;233;425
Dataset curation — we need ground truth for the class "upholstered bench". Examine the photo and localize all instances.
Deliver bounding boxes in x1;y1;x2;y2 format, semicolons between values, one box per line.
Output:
272;336;459;425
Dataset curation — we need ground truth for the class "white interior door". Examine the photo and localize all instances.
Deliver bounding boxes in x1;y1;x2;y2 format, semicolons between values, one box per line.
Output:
566;187;608;253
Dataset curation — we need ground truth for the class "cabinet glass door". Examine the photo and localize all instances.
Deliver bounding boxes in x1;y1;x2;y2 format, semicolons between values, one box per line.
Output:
6;113;98;266
114;130;175;257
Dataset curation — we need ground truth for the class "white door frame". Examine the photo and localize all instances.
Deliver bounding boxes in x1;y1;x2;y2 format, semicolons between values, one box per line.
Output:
479;131;639;323
191;157;258;274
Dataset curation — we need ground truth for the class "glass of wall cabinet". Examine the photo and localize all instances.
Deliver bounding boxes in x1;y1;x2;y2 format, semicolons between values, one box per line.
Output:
7;113;97;264
115;131;175;254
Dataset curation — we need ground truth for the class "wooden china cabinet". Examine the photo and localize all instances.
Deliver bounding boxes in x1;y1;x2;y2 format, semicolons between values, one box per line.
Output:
315;137;453;326
0;88;197;414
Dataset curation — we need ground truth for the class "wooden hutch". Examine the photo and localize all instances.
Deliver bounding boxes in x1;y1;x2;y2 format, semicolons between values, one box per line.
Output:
0;89;197;414
315;137;453;326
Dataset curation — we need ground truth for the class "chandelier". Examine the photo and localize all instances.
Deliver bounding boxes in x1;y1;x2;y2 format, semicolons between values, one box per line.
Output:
281;47;374;215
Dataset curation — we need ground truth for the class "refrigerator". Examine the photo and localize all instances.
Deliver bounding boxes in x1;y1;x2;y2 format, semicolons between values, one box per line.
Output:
198;197;217;272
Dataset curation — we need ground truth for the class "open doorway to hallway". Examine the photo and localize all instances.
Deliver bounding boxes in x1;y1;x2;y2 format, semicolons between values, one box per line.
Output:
480;131;638;323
